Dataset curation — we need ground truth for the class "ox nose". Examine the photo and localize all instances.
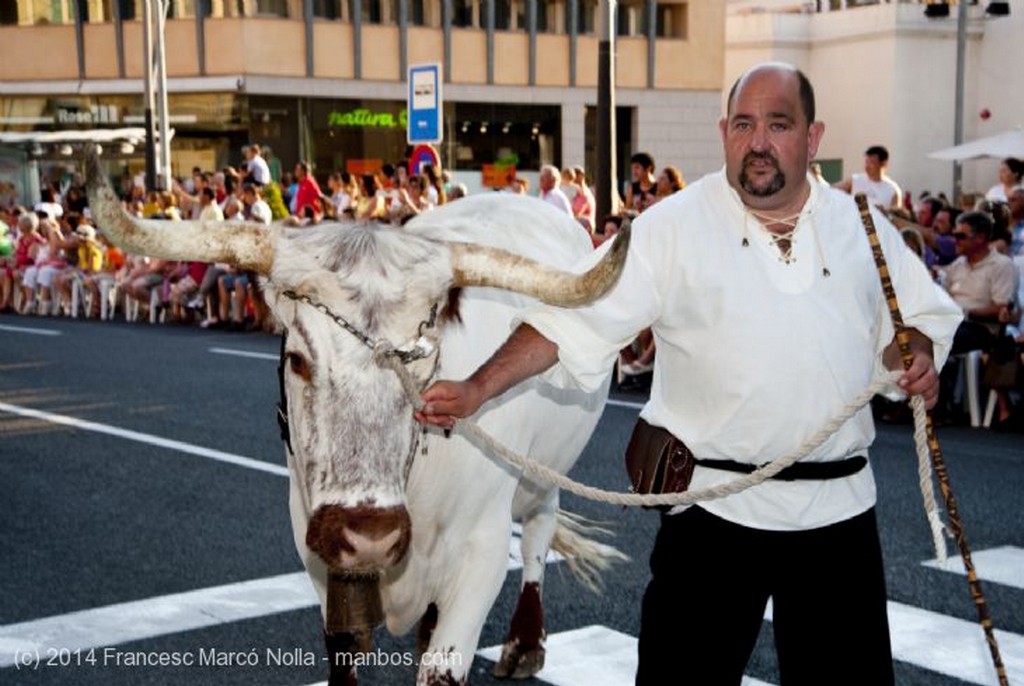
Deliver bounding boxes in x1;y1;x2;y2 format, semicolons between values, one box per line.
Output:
306;504;412;570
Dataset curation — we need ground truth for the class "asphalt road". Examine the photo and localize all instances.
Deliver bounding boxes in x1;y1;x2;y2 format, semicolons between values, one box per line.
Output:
2;313;1023;686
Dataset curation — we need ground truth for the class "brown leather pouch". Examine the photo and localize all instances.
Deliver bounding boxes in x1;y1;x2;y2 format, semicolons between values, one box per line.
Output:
624;418;696;496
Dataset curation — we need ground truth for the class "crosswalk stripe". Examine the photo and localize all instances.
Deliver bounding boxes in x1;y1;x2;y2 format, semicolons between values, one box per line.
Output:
0;573;318;669
923;545;1024;591
0;536;557;669
477;625;775;686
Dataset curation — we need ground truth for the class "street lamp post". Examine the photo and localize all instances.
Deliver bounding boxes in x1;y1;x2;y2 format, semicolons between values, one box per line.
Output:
595;0;617;225
952;0;967;205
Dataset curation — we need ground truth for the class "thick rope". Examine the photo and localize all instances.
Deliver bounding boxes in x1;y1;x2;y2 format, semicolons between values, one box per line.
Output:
379;345;942;520
911;394;949;563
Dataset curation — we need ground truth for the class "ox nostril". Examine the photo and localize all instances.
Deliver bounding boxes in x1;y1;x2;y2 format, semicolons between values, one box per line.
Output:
306;504;412;569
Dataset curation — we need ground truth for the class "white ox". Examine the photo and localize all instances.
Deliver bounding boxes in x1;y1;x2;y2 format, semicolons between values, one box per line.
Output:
86;153;629;686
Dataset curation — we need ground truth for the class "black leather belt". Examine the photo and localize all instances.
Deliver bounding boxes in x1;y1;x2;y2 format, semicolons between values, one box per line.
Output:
695;455;867;481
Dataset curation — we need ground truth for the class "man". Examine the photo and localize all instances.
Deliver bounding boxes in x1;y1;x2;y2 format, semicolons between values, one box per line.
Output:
197;187;224;222
837;144;904;211
417;63;961;684
243;183;272;225
292;161;323;221
624;152;658;214
942;211;1017;350
243;144;272;186
537;165;573;216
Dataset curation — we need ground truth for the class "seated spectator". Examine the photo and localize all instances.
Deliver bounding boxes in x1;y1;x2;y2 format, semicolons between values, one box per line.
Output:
20;218;67;316
53;221;103;311
937;210;1018;421
81;232;126;318
327;171;356;219
243;183;273;225
123;255;171;317
447;183;469;201
0;217;16;312
355;174;387;221
218;267;250;331
167;261;208;324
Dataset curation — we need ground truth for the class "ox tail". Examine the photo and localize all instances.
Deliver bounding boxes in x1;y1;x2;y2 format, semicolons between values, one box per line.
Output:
550;509;629;594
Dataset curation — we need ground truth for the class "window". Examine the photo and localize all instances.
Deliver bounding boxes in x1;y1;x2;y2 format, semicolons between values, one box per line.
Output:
655;1;684;37
253;0;288;16
357;0;385;23
616;0;640;36
447;103;561;172
537;0;557;33
452;0;472;27
564;0;595;34
0;0;76;25
119;0;198;20
410;0;426;25
313;0;341;19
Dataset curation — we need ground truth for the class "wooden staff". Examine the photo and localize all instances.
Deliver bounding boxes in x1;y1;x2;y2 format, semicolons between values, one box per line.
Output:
856;193;1008;686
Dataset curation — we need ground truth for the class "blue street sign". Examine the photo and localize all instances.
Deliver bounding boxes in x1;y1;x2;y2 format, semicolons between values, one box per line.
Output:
408;63;442;145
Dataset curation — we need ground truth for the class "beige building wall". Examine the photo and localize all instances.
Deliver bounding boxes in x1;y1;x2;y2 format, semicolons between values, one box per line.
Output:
0;25;76;80
726;3;1014;199
313;23;355;79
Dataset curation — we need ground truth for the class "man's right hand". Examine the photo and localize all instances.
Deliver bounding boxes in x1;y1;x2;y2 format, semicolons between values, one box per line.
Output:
415;380;485;429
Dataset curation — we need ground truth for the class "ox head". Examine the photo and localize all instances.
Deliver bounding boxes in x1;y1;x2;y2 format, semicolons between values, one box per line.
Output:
84;149;630;572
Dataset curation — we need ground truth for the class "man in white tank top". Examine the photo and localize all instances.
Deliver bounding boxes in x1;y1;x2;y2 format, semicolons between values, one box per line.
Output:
837;144;904;211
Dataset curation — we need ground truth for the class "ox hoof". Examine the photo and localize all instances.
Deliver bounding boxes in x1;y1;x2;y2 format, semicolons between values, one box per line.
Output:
492;641;545;680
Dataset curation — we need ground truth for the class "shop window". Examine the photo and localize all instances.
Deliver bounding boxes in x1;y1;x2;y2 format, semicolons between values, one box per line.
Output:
446;103;561;173
655;1;684;38
452;0;472;27
313;0;341;19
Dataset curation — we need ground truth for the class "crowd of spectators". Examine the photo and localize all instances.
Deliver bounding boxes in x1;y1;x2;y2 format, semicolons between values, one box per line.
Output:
2;142;1022;428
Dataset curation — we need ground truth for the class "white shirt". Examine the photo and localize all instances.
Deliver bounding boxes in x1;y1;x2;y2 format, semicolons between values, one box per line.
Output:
525;170;961;531
249;199;272;225
247;155;271;185
540;187;573;216
851;173;902;209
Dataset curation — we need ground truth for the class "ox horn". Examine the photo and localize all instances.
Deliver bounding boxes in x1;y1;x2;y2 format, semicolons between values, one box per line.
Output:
83;147;273;273
448;222;631;307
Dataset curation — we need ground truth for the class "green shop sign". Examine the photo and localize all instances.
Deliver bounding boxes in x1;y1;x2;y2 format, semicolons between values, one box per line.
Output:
328;108;408;130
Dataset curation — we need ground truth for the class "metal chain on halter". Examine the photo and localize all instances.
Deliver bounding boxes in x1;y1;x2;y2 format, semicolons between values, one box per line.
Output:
282;290;439;365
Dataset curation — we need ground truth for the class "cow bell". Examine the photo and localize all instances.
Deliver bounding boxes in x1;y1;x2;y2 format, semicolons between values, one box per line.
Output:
325;569;384;651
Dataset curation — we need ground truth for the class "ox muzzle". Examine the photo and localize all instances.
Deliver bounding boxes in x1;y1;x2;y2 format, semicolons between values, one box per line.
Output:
306;504;412;570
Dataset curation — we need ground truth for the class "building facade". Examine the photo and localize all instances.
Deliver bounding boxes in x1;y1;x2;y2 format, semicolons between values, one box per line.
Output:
0;0;726;196
725;0;1022;201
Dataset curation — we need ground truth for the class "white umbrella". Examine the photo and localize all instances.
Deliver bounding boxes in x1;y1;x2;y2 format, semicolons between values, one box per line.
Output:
927;127;1024;161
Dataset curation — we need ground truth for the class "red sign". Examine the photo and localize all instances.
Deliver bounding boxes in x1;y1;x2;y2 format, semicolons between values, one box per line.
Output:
409;145;440;176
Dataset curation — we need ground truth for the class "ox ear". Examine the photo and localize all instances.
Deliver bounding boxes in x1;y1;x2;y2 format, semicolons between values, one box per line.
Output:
447;223;631;307
84;146;274;273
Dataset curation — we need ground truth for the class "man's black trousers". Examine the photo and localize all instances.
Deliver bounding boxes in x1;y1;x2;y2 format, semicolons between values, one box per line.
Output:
636;506;894;686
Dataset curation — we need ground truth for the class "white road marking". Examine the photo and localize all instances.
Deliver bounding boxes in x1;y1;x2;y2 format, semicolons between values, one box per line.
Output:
0;573;318;669
0;324;61;336
209;347;278;361
763;597;1024;685
0;402;289;477
923;545;1024;591
478;625;774;686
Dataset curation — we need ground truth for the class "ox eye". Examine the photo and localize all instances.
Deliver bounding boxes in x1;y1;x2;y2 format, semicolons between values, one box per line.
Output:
287;352;311;380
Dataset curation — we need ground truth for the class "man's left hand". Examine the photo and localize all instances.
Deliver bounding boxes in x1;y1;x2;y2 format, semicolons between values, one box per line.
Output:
897;352;939;410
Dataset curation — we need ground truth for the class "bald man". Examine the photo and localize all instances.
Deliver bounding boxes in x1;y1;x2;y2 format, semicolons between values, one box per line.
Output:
418;63;961;684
